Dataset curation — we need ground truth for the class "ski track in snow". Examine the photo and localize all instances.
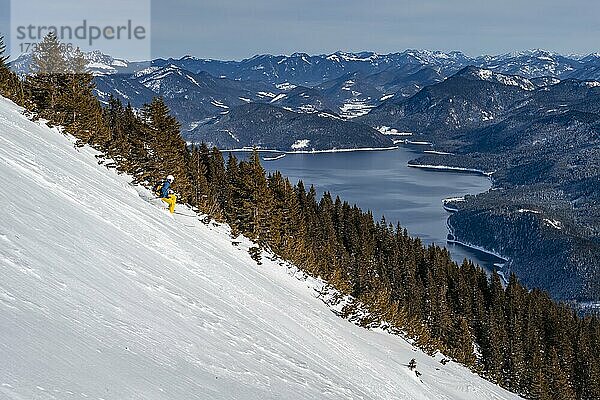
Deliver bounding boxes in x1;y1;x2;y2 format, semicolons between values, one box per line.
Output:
0;97;520;400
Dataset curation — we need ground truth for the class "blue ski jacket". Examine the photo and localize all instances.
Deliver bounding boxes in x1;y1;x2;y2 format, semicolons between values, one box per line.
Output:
160;180;171;198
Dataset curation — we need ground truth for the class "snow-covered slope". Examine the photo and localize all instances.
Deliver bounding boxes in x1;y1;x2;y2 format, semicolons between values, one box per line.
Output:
0;97;520;400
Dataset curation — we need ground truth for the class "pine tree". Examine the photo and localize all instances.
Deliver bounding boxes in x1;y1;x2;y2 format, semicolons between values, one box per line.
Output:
482;272;508;383
59;47;110;147
103;96;127;163
28;32;69;121
0;35;21;102
121;103;152;180
209;147;228;206
504;273;526;391
141;97;193;199
0;35;7;66
224;153;243;233
189;145;211;213
280;177;306;261
237;149;273;244
449;317;476;366
195;143;224;219
548;348;577;400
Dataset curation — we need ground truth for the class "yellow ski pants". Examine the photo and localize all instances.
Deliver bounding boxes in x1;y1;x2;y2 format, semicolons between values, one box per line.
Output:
161;194;177;214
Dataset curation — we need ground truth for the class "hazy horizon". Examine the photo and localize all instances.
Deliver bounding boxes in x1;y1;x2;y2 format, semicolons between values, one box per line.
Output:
149;0;600;60
1;0;598;61
156;48;596;63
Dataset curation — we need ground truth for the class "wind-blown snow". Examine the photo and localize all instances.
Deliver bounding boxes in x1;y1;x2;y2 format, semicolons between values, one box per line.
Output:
377;126;413;136
0;97;520;400
270;93;287;103
210;100;229;109
339;101;375;119
291;139;310;150
275;82;297;91
543;218;562;230
518;209;541;214
470;68;536;90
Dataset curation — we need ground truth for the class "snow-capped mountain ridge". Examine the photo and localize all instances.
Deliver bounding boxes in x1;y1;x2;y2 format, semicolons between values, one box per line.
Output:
12;48;600;82
455;66;537;90
10;50;138;76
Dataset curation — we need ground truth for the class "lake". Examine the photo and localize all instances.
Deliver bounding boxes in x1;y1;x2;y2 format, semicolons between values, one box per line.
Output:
235;146;503;271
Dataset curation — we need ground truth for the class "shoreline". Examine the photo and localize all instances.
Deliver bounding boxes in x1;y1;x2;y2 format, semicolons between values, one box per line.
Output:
396;139;433;145
445;215;509;282
221;146;400;154
263;154;287;161
407;163;495;178
225;143;506;277
441;196;465;213
443;196;509;279
447;236;510;285
446;237;509;263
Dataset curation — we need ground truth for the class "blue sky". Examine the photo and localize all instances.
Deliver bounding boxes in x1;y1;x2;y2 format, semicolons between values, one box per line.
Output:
149;0;600;60
1;0;599;60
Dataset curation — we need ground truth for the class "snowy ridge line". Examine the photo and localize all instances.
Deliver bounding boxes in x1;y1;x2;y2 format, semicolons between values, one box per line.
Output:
408;163;495;177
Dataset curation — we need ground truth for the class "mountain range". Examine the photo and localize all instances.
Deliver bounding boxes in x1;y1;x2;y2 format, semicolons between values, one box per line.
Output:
10;48;600;302
12;49;600;151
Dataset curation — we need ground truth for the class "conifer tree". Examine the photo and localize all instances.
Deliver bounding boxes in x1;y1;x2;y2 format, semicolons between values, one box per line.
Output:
275;177;306;263
189;145;211;212
28;33;69;121
59;47;110;147
449;317;476;366
0;35;21;102
195;143;224;219
224;153;243;233
121;103;152;179
237;149;273;244
141;97;192;199
548;348;577;400
0;35;7;66
209;147;228;206
103;96;127;161
504;273;526;391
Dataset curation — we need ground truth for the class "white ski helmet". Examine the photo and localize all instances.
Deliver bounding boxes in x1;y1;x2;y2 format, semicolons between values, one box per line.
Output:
166;174;175;183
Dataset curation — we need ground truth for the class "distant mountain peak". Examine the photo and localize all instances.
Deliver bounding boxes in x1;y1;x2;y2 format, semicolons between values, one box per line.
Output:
325;51;380;62
455;66;536;90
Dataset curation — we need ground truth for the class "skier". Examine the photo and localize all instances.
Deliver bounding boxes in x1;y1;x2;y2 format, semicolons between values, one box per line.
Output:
154;174;177;214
